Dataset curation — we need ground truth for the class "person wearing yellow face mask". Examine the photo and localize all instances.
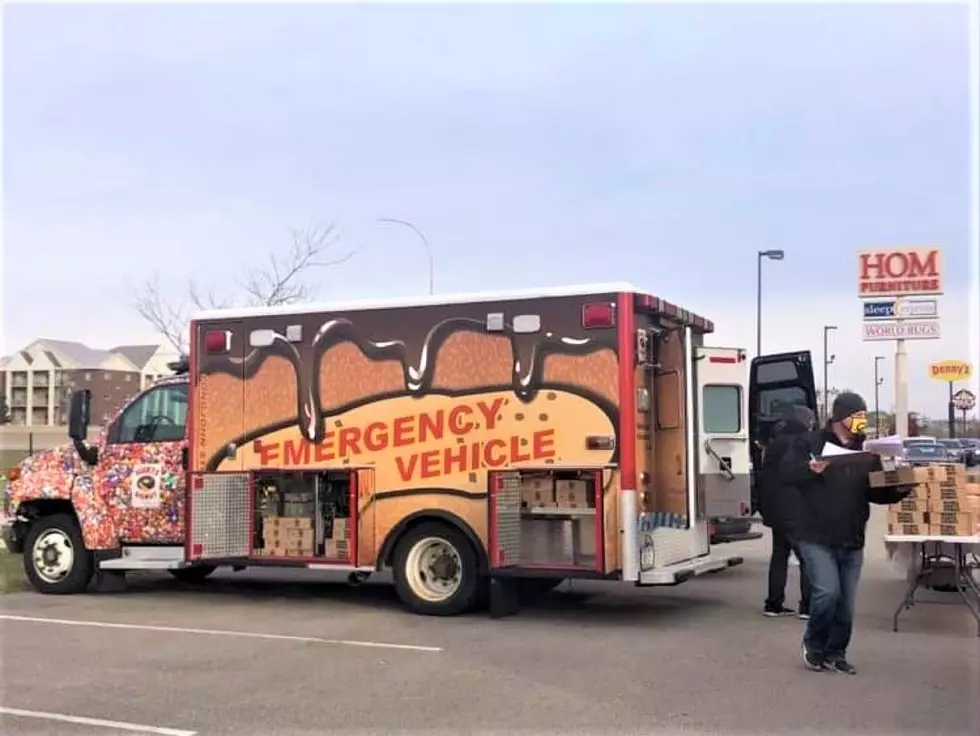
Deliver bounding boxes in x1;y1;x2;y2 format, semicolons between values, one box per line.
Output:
775;392;911;675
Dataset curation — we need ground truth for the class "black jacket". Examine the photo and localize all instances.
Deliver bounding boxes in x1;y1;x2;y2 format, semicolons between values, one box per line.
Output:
776;428;909;549
758;415;812;534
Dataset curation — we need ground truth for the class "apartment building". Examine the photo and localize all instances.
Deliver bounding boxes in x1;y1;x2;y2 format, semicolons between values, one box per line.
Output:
0;339;179;427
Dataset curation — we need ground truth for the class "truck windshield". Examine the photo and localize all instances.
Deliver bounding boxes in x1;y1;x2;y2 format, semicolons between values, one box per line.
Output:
703;384;741;434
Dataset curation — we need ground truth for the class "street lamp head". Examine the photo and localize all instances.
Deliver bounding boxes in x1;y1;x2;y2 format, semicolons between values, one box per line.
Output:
825;325;838;333
760;249;785;261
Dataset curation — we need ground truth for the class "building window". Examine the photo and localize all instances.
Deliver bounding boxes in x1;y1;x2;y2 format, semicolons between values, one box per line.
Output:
125;374;132;382
84;372;92;381
702;384;742;434
104;372;111;381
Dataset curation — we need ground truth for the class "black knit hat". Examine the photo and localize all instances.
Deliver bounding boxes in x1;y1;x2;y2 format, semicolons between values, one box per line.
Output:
831;391;868;422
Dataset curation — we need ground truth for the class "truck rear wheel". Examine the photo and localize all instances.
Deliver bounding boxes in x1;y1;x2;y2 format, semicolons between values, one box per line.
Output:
393;522;479;616
23;513;94;595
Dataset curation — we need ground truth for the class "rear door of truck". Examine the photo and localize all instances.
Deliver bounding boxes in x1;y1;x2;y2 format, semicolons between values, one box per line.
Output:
697;347;757;542
748;351;817;513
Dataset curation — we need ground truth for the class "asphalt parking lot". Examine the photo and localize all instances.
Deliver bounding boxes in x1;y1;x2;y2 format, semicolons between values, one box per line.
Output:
1;509;978;736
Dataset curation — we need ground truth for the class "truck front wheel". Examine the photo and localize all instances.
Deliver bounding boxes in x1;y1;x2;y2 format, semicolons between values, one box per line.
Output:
23;514;94;595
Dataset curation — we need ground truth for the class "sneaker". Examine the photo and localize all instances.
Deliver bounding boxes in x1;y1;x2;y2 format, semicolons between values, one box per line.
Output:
802;644;825;672
764;604;796;617
797;606;810;620
826;658;857;675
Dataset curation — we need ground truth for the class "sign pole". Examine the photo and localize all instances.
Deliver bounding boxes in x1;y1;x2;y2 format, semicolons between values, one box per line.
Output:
948;382;956;439
895;337;908;437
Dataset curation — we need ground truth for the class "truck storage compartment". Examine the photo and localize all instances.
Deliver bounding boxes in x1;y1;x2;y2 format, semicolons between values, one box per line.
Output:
252;470;353;562
490;469;603;571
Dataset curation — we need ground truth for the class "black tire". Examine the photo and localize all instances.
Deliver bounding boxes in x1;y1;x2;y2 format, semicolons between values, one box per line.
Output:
23;513;94;595
168;565;217;583
392;522;480;616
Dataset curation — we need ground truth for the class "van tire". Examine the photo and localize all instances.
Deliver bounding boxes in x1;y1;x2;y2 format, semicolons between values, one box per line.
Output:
169;565;217;583
23;513;94;595
393;522;479;616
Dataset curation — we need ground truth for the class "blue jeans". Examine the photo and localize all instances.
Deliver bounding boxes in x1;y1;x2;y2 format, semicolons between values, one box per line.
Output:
796;541;863;660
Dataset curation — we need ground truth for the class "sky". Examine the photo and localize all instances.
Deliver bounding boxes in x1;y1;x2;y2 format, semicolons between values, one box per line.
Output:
2;1;977;418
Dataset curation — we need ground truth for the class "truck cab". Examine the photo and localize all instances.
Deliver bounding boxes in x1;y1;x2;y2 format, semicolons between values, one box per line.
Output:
5;365;197;593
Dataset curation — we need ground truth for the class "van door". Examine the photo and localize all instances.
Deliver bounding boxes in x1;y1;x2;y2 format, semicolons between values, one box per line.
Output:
748;351;817;512
697;349;751;530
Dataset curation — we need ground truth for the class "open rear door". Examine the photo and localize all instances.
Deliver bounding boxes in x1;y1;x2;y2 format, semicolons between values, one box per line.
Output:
748;351;817;512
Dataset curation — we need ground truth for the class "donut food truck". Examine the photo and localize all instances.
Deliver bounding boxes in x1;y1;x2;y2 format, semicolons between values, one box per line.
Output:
4;283;817;616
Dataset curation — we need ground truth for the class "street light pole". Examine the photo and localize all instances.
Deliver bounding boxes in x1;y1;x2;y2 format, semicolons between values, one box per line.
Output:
874;356;885;435
755;249;785;356
822;325;837;422
376;217;435;295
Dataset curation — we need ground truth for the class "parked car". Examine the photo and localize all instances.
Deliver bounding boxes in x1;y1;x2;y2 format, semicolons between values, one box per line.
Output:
904;443;950;465
938;438;966;463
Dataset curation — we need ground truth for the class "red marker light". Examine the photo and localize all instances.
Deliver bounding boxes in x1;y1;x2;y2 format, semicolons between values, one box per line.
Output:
709;356;738;364
582;302;616;329
204;330;231;354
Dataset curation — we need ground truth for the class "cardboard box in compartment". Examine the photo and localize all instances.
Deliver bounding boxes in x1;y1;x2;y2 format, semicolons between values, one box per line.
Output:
964;482;980;497
263;516;314;532
521;474;555;507
264;528;315;547
887;521;929;536
891;497;929;513
327;517;349;540
929;512;979;537
869;467;930;488
887;510;928;527
323;538;350;559
555;479;591;509
263;545;315;558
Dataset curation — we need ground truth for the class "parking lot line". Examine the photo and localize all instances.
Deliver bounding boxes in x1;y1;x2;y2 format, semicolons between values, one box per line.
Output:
0;706;197;736
0;614;443;653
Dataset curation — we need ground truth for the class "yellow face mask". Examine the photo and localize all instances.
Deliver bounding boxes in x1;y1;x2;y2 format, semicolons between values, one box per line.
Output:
844;412;868;434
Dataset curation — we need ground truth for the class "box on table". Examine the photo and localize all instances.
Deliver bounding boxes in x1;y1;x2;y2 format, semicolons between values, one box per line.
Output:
869;467;930;488
521;474;555;507
926;481;966;500
887;510;928;526
929;512;979;537
891;497;929;512
924;464;967;484
555;479;590;508
888;521;929;536
928;496;980;514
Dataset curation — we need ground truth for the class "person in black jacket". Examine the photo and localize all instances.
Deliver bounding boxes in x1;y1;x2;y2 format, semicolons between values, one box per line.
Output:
759;405;815;618
777;392;910;675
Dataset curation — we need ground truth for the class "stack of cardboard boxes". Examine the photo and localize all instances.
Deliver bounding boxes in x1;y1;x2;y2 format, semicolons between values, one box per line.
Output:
520;474;594;510
255;515;351;558
876;465;980;537
257;516;315;557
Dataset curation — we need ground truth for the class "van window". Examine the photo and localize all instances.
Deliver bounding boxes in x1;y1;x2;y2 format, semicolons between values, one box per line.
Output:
112;383;188;444
703;384;741;433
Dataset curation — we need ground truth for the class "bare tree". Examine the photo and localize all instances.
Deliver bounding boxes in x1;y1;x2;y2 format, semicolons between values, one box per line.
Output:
132;225;353;353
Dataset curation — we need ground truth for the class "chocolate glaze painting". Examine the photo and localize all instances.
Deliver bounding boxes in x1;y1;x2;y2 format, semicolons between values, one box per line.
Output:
194;294;622;477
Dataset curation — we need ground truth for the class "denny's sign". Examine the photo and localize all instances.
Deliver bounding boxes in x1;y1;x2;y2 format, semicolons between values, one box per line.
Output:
928;360;972;383
219;390;616;488
857;247;942;297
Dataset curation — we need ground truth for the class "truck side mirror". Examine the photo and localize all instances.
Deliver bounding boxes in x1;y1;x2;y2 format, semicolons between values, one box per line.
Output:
68;389;92;442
